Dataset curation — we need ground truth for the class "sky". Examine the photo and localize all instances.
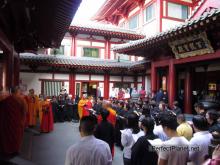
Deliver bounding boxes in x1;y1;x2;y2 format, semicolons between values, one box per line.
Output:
72;0;106;24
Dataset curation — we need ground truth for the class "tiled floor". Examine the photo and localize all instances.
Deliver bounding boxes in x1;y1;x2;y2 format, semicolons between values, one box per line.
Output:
31;122;123;165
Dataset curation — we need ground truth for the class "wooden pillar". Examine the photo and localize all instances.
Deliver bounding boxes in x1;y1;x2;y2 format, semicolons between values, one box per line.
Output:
69;73;75;98
105;37;111;59
168;60;176;107
71;34;77;56
184;68;192;114
151;62;157;94
104;74;110;99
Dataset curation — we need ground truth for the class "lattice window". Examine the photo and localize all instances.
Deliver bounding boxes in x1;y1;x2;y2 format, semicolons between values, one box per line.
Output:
43;81;63;97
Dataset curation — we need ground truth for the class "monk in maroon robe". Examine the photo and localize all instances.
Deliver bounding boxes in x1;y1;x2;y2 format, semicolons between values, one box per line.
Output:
0;87;27;157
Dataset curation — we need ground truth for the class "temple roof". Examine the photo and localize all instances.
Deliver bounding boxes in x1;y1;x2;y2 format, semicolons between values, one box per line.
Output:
0;0;81;52
113;8;220;55
91;0;140;25
20;53;147;71
69;23;145;40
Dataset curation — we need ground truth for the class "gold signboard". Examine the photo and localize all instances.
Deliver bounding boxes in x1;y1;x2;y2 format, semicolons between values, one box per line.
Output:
169;32;214;59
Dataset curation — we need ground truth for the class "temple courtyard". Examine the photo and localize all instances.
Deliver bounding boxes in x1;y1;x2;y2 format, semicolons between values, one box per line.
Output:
11;123;123;165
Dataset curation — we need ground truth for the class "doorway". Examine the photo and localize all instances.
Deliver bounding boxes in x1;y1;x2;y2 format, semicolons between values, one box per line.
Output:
82;82;98;97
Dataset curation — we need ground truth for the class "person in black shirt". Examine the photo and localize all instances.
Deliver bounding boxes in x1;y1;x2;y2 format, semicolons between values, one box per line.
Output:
131;117;158;165
94;109;115;156
206;109;220;133
172;101;182;116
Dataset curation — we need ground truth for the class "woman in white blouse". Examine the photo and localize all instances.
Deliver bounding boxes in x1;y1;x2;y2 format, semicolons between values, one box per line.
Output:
121;113;144;165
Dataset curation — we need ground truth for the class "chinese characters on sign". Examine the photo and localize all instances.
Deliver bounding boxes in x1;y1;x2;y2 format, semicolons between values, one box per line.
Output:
169;32;214;59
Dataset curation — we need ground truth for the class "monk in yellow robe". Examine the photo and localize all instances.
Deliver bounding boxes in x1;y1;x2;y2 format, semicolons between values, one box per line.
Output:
78;95;88;119
26;89;39;127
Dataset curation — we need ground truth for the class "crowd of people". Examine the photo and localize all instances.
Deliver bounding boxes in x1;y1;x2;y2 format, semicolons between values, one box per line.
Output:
65;89;220;165
1;85;220;165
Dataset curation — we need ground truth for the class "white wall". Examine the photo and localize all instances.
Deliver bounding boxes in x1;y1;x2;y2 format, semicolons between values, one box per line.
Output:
123;76;134;82
20;72;52;95
54;74;69;80
75;74;90;81
162;18;183;32
137;76;142;82
91;75;104;81
110;76;121;82
142;19;157;37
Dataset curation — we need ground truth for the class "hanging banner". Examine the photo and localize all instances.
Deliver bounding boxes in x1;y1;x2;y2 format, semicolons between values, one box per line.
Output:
169;32;214;59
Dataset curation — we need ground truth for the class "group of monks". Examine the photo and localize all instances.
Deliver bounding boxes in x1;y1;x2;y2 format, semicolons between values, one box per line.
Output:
24;89;53;133
78;95;116;126
0;87;53;157
77;95;117;156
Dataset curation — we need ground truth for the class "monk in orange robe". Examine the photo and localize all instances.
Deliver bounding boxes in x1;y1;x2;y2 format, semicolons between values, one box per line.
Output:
40;99;54;133
82;96;93;118
0;87;27;156
97;101;116;157
78;95;88;119
97;101;116;126
26;89;39;127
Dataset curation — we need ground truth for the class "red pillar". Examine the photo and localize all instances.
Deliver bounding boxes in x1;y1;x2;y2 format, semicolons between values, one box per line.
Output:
151;62;157;94
184;69;192;114
105;37;111;59
168;60;176;107
71;35;76;56
69;73;75;98
104;74;110;99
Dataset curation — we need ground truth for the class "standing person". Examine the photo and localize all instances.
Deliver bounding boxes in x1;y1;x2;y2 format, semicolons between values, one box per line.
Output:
118;88;125;100
40;98;54;133
93;97;103;115
96;87;102;98
65;116;112;165
26;89;39;127
206;110;220;133
139;87;146;100
121;113;143;165
189;115;213;165
82;96;93;118
78;94;88;120
194;102;206;116
0;86;27;157
99;102;116;127
153;112;169;141
172;101;182;116
158;111;189;165
124;89;130;100
155;88;163;103
177;114;193;141
162;91;168;104
110;87;116;99
94;109;115;157
131;117;159;165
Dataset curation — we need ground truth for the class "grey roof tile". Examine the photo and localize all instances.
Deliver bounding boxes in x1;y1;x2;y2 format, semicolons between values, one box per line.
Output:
20;53;148;70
